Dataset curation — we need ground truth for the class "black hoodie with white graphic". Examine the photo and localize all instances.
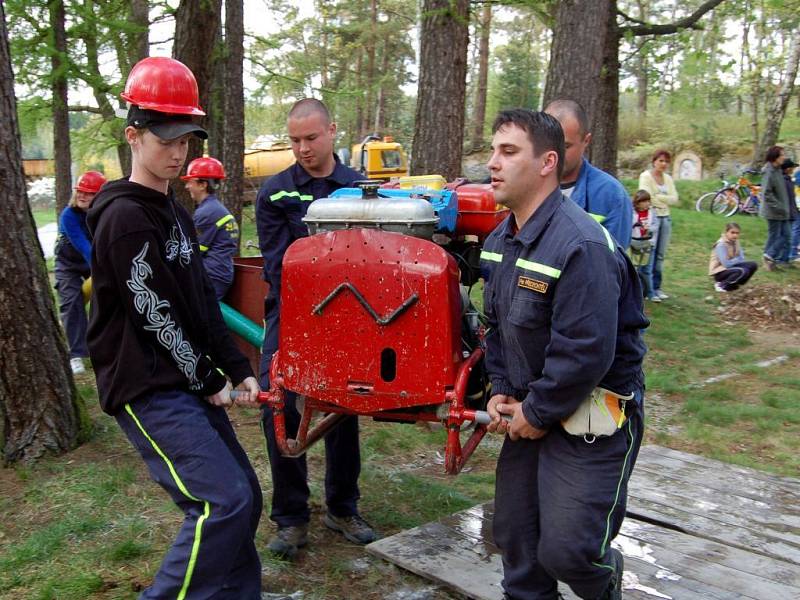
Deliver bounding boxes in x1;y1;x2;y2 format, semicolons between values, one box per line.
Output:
86;179;253;415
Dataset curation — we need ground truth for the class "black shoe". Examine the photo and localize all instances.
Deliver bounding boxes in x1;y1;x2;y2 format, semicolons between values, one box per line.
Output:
323;512;377;544
599;548;624;600
266;523;308;559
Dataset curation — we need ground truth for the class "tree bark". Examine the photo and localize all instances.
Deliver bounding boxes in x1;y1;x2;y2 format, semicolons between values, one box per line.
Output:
753;30;800;167
172;0;222;213
220;0;245;238
544;0;612;135
49;0;71;215
129;0;149;64
361;0;377;135
0;0;82;464
469;4;491;153
411;0;469;179
592;5;621;174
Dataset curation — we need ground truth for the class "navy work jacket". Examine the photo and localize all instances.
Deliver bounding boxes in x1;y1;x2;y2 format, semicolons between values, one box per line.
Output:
193;194;238;287
256;155;361;296
481;187;648;430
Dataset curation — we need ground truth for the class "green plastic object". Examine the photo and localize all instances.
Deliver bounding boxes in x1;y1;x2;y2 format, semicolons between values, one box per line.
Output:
219;302;264;348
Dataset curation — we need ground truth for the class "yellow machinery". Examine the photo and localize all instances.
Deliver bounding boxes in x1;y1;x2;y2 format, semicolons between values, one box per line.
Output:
350;135;409;180
242;135;409;203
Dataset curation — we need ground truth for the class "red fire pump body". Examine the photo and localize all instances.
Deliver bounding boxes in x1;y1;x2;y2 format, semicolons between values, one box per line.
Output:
259;234;489;474
248;183;505;474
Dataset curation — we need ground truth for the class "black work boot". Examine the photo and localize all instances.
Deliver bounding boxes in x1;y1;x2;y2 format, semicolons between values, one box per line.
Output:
266;523;309;559
322;512;377;544
598;547;624;600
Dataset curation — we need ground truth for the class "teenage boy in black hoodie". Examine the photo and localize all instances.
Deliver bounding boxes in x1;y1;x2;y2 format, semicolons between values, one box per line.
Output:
86;57;262;599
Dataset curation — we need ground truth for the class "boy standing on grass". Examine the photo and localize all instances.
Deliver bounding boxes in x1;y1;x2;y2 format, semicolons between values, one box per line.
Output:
86;57;263;599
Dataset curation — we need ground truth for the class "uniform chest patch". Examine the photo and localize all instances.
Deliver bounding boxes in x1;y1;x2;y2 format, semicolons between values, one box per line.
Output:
518;275;548;294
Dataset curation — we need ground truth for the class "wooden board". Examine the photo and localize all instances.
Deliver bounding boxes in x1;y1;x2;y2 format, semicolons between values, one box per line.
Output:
367;445;800;600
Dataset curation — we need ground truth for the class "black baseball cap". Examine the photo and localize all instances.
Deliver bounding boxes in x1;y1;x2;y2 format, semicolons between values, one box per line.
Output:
126;105;208;140
780;157;799;170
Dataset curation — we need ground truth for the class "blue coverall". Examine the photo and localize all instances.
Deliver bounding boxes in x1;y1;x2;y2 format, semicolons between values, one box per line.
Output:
255;156;363;527
194;194;239;299
55;206;92;358
481;188;648;600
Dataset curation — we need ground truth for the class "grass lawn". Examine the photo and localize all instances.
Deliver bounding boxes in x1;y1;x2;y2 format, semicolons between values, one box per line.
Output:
10;196;798;598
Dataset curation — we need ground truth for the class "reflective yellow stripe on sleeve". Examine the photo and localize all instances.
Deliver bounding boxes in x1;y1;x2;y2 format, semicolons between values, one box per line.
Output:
480;250;503;262
588;212;606;224
215;214;234;228
601;226;615;251
515;258;561;279
269;190;314;202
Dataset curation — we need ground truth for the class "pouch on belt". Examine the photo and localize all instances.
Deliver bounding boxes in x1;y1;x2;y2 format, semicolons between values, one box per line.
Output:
561;387;634;440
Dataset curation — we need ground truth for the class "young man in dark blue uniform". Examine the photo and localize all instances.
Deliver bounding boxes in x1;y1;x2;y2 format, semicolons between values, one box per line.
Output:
256;98;376;558
87;57;263;599
544;99;632;249
182;156;239;299
482;109;648;600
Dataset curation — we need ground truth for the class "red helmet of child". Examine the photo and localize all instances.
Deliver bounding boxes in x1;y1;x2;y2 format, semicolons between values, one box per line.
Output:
181;157;226;181
75;171;107;194
121;57;205;116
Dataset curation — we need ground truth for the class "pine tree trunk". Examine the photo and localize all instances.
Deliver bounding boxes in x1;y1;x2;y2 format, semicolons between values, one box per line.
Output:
221;0;245;235
469;4;491;153
592;6;621;175
543;0;616;172
172;0;222;214
754;30;800;167
0;2;82;464
49;0;71;215
411;0;469;179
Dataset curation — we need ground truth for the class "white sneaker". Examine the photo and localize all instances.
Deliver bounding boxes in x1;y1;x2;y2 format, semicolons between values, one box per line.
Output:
655;290;670;299
70;357;85;374
714;283;727;293
648;295;662;303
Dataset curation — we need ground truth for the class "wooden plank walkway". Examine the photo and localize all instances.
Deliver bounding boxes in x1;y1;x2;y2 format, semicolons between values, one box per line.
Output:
367;445;800;599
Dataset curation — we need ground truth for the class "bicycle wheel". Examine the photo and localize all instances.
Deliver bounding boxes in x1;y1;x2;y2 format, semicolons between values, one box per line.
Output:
696;191;720;212
710;191;738;216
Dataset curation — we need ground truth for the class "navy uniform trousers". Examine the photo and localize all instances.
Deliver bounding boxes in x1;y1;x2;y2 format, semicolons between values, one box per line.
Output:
54;259;90;359
494;392;644;600
116;389;262;599
259;292;361;527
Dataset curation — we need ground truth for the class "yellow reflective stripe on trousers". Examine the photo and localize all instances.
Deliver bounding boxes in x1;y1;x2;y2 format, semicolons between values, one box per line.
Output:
515;258;561;279
124;404;210;600
480;250;503;262
199;244;209;252
215;214;234;228
269;190;314;202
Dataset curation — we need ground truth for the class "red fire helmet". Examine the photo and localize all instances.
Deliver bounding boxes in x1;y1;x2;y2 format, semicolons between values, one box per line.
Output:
121;57;205;116
181;157;226;181
75;171;107;194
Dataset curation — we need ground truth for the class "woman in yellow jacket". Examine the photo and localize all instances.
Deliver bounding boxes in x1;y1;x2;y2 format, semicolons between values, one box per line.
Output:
638;149;679;300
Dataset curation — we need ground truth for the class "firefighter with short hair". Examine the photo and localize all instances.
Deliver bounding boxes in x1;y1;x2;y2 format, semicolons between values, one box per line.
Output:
256;97;376;559
182;156;239;299
483;109;648;600
86;57;262;599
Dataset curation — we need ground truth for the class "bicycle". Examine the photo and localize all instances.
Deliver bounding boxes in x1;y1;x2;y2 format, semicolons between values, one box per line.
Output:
695;170;761;217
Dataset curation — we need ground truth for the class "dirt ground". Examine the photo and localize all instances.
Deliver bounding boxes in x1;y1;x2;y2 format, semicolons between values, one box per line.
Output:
717;281;800;329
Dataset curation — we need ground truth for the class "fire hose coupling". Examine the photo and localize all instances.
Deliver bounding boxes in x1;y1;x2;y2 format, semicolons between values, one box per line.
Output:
229;390;274;404
434;404;511;425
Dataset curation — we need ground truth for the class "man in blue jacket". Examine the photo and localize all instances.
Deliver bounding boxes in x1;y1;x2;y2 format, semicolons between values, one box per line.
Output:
545;99;632;248
256;98;376;559
483;108;648;600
